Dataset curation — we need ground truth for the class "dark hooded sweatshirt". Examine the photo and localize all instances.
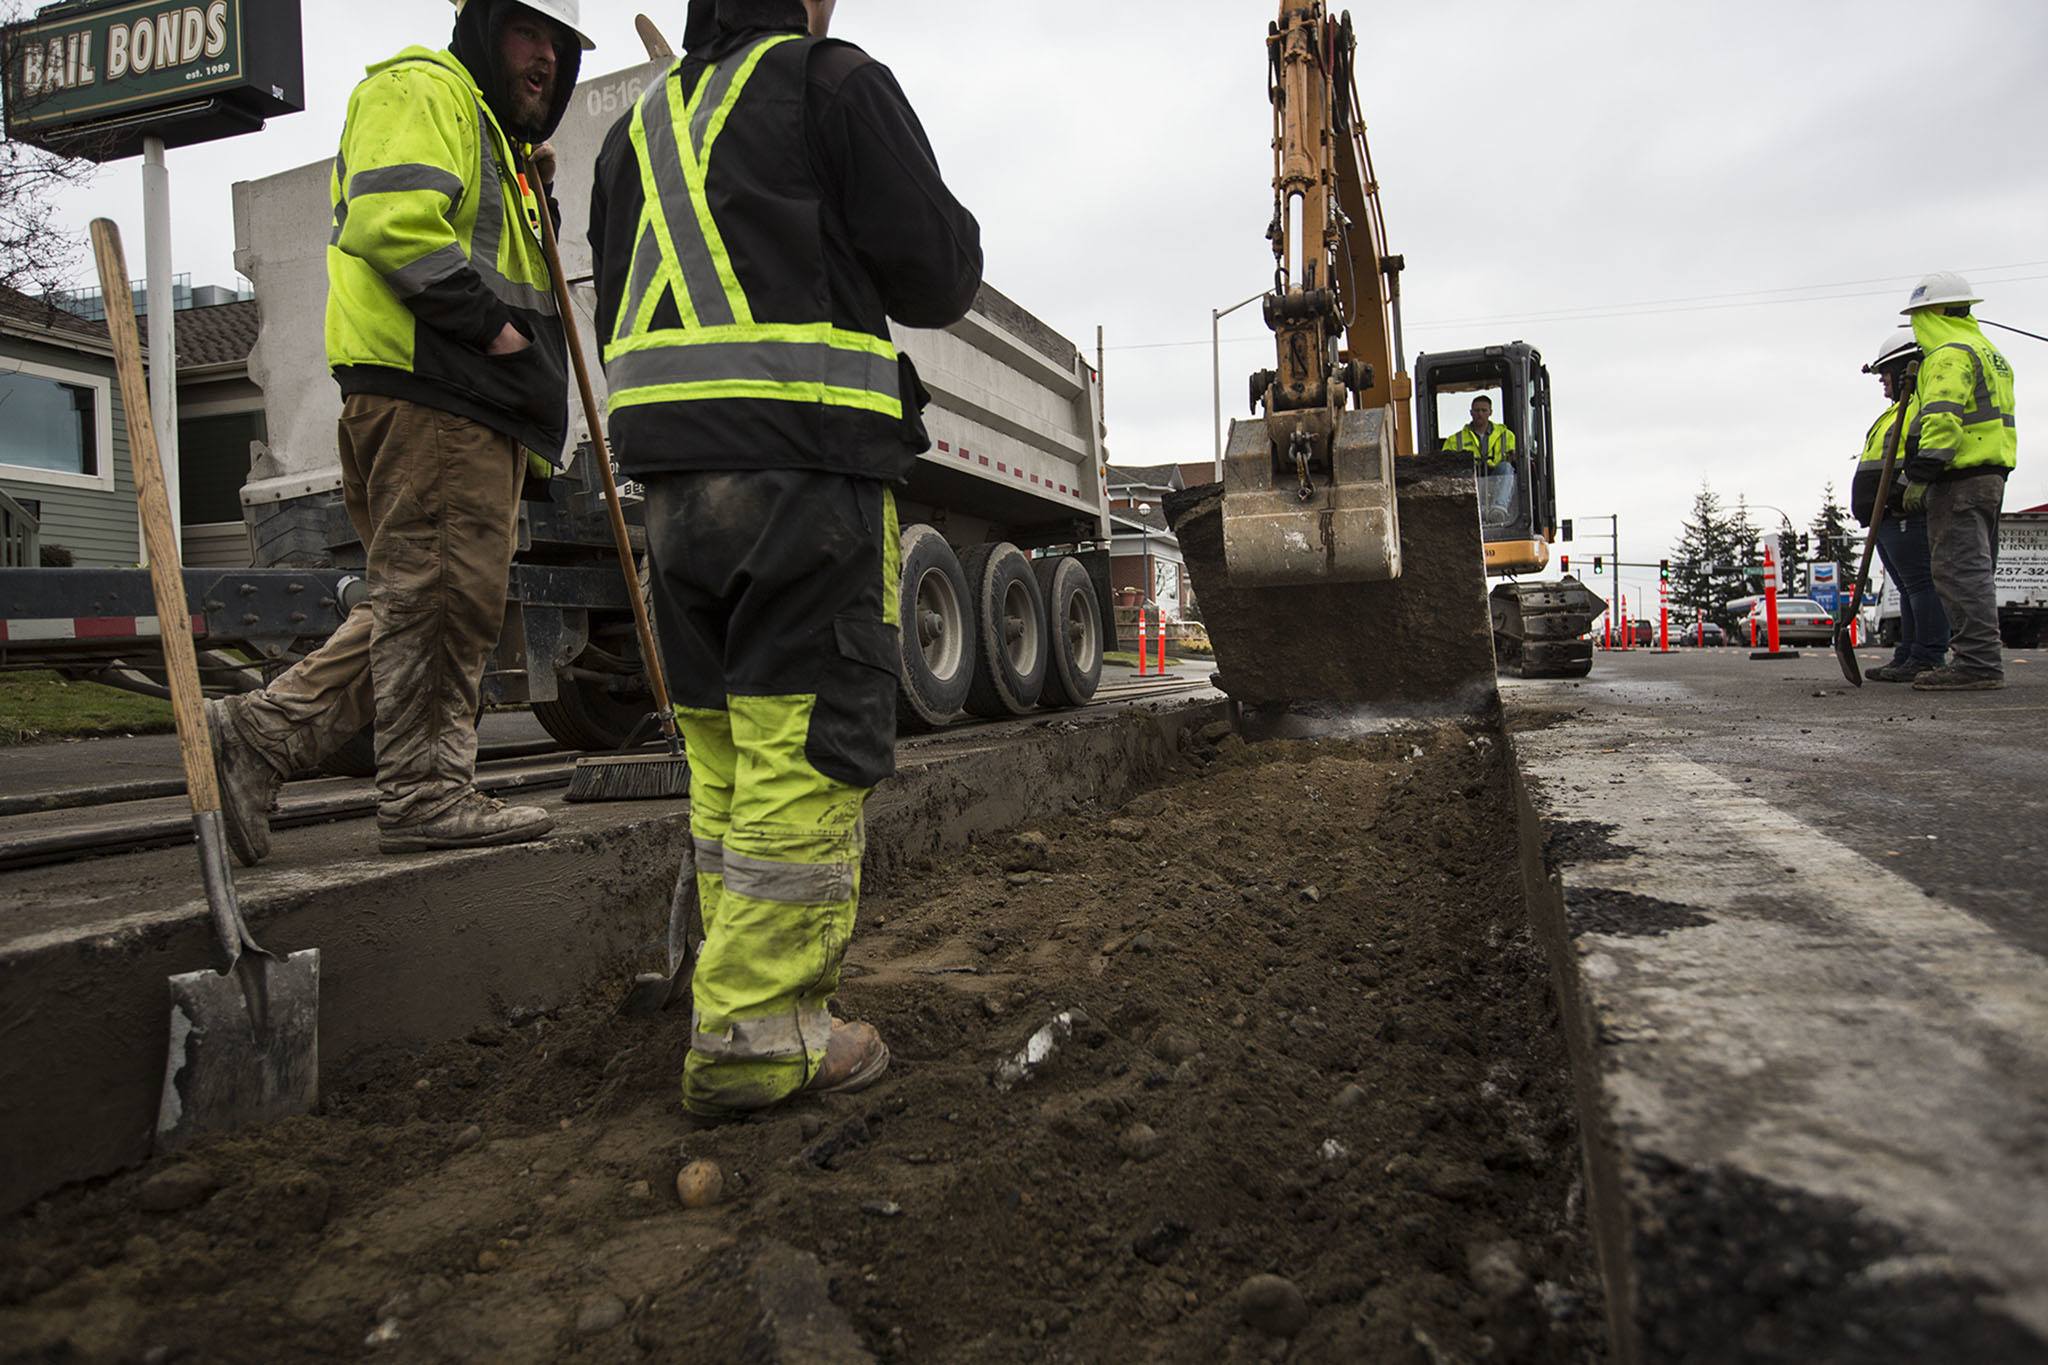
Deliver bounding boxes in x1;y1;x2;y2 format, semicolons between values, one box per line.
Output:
588;0;983;481
333;0;580;456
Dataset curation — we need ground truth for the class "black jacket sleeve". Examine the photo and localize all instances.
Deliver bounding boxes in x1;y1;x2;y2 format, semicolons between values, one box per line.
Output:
589;114;638;359
809;59;982;329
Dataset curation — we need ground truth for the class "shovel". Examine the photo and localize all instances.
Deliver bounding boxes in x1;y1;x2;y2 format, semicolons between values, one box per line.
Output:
1834;359;1919;686
88;220;321;1148
617;841;700;1016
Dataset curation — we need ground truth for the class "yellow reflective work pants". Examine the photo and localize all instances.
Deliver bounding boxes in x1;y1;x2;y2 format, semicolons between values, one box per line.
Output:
644;470;900;1115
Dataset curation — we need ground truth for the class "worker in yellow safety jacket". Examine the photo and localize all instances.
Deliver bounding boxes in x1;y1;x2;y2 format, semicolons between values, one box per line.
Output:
589;0;983;1117
1852;329;1948;682
1896;271;2019;690
207;0;590;862
1443;394;1519;525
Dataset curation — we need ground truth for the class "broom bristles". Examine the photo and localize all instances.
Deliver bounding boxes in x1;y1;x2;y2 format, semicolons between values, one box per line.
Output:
564;753;692;802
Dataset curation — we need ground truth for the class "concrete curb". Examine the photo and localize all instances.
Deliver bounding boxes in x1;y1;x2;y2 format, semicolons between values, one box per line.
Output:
0;698;1222;1213
1510;727;2048;1364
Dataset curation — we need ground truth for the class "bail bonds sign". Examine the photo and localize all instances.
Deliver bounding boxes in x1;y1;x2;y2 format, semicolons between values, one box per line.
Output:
2;0;302;161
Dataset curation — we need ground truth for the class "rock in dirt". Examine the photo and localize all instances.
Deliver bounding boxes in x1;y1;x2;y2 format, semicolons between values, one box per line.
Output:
137;1163;217;1213
1466;1239;1530;1301
1004;831;1054;872
1149;1025;1201;1065
1106;818;1148;841
451;1124;483;1152
1120;791;1168;818
1335;1083;1369;1108
1238;1273;1310;1338
1131;1220;1191;1266
993;1011;1075;1091
1117;1123;1164;1162
747;1240;876;1363
675;1159;726;1209
1197;720;1234;745
575;1294;628;1335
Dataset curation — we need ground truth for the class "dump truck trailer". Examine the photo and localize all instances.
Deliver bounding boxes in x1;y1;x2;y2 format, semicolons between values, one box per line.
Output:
2;56;1114;751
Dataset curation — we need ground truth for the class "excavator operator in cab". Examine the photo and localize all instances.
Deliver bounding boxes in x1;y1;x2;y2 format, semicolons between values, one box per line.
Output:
1443;394;1518;526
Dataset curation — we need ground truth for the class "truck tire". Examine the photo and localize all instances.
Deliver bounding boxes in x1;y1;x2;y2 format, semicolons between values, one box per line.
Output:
960;542;1047;717
897;524;975;730
1034;555;1103;707
534;673;651;752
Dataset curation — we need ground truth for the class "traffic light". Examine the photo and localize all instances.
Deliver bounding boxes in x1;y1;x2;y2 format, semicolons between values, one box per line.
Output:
1560;518;1574;542
1658;558;1670;582
1799;533;1812;556
1592;555;1603;575
1560;554;1570;572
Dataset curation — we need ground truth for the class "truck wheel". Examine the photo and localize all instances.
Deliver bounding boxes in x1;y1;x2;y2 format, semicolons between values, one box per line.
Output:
1034;556;1102;707
960;542;1047;717
897;524;975;729
534;673;651;752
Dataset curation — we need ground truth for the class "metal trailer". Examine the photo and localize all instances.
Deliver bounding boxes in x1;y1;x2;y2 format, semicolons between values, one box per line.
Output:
0;56;1113;757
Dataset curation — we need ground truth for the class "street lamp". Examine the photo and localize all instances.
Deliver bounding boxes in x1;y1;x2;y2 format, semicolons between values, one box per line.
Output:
1136;501;1153;606
1212;290;1266;479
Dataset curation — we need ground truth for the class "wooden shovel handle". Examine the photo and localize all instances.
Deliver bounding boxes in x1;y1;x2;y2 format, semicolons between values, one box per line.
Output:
90;219;222;816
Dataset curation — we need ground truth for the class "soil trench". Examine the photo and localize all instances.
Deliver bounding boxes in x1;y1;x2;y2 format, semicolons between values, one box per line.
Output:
1;721;1604;1363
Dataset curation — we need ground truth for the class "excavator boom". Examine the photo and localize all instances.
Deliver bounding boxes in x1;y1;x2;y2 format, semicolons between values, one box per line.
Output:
1167;2;1499;713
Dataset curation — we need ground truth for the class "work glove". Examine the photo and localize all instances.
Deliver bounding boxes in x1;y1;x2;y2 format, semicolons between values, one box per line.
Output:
1900;481;1928;515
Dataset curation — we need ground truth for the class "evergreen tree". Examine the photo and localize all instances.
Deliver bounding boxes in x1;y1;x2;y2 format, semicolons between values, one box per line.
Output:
1811;483;1858;597
1670;483;1750;632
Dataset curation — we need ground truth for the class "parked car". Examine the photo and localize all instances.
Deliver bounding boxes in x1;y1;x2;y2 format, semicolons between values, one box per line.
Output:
1745;597;1834;644
1630;619;1654;647
1678;621;1728;647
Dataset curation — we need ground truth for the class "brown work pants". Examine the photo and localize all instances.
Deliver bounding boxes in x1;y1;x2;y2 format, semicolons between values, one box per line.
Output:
229;394;525;825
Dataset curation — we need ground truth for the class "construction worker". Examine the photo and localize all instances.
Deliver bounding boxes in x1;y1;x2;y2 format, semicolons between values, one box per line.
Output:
1897;272;2018;691
589;0;982;1116
1444;394;1517;525
1854;328;1949;682
206;0;591;862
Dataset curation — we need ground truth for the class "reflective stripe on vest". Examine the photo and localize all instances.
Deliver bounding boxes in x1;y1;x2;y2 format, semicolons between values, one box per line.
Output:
603;35;902;420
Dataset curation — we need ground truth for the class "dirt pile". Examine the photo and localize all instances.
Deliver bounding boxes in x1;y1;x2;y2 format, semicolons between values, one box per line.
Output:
1;720;1604;1363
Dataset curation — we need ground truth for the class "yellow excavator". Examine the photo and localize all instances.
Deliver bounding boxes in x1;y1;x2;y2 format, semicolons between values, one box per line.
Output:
1167;3;1600;706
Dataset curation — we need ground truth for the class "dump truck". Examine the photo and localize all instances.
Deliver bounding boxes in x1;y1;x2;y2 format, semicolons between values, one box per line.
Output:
0;47;1121;757
1165;3;1599;709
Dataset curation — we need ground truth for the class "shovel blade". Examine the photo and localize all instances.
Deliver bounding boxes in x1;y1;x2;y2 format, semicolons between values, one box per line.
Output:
157;949;320;1151
1833;624;1864;686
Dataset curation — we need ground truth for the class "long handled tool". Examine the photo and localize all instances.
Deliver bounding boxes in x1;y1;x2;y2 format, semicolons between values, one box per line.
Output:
89;220;321;1147
1834;360;1919;687
526;155;691;802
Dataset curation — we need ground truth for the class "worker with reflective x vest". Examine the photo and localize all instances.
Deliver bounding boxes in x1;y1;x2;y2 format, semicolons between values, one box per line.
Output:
1851;328;1949;682
590;0;982;1117
1442;394;1518;526
208;0;590;863
1896;272;2019;690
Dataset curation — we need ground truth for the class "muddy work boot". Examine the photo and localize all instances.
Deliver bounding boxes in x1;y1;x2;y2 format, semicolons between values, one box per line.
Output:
805;1019;891;1097
1865;663;1928;683
1911;666;2004;692
206;698;283;867
379;790;554;853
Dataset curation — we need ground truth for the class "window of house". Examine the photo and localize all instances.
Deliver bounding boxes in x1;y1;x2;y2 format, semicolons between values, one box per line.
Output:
177;409;267;525
0;365;103;481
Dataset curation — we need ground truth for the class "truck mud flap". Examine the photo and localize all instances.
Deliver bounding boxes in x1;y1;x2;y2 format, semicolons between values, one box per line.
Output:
1165;450;1498;716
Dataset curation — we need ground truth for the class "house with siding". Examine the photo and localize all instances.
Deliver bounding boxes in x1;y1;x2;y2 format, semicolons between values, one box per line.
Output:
0;286;265;569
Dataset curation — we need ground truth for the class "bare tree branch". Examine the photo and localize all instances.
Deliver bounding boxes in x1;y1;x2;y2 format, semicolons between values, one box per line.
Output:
0;1;97;300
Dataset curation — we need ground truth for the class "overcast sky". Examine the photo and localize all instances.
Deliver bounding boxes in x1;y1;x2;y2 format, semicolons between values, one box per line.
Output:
32;0;2048;609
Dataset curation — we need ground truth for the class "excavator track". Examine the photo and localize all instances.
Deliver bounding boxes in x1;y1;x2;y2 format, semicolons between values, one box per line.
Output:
1166;450;1499;716
1490;576;1603;679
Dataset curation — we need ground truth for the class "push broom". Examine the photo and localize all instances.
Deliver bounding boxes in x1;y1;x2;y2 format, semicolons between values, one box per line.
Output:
527;153;690;801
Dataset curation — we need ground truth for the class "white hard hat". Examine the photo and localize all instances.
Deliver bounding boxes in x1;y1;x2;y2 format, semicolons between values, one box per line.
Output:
1863;328;1921;373
453;0;596;51
1900;270;1981;315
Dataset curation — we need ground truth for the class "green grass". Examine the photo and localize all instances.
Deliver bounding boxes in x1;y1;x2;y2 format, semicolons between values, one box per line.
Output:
0;671;176;745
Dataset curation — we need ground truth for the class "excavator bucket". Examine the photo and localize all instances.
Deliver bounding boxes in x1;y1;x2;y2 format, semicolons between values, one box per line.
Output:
1218;409;1400;586
1166;437;1500;717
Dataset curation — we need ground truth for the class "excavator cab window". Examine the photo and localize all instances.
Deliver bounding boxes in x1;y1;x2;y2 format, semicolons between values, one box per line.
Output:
1416;349;1537;543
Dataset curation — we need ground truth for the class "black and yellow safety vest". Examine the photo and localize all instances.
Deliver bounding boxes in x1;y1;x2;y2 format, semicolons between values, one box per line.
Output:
601;34;914;478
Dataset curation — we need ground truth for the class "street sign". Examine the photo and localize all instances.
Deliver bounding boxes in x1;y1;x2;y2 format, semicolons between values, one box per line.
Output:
2;0;303;162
